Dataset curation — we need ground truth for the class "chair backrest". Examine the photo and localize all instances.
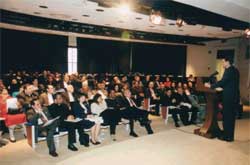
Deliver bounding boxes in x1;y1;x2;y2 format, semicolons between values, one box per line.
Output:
191;95;199;102
12;92;19;98
143;98;150;111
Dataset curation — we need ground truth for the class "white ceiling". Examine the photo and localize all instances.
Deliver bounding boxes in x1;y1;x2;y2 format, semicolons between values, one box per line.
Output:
174;0;250;23
0;0;248;39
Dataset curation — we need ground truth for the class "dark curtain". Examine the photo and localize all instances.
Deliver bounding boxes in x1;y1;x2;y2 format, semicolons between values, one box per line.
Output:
77;38;130;73
1;28;68;73
1;29;187;75
132;43;187;75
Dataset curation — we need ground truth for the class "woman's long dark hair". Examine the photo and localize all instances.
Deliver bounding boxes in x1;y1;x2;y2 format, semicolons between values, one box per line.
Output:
92;93;102;104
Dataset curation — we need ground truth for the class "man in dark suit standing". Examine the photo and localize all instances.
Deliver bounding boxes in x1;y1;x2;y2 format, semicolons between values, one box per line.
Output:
205;56;240;142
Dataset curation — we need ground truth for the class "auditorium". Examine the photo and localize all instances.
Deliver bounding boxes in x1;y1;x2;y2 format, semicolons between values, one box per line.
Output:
0;0;250;165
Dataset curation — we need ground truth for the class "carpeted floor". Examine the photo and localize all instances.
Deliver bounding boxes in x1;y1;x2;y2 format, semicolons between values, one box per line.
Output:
0;115;250;165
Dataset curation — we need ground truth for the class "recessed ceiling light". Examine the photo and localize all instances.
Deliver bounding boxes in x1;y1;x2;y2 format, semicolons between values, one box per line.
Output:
82;14;90;17
39;5;48;9
135;17;142;20
96;9;104;12
117;3;131;15
34;12;41;15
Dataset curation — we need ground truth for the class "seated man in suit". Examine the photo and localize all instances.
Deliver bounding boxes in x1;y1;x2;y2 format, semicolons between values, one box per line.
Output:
26;99;58;157
63;85;76;109
118;89;153;137
48;93;89;151
130;81;144;107
18;83;38;108
173;87;198;125
145;81;161;116
39;85;55;107
161;88;181;127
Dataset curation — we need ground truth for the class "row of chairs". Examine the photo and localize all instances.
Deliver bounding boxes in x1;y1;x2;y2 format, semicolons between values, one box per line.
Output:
26;97;206;149
25;121;128;149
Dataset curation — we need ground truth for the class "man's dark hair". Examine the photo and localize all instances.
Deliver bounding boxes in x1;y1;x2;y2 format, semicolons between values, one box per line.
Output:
31;98;39;106
166;87;172;91
23;83;32;90
177;86;183;90
47;84;54;89
76;92;88;99
53;92;62;100
223;56;234;65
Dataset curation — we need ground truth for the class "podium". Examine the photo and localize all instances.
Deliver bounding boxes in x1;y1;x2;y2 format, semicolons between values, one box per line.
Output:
194;77;222;138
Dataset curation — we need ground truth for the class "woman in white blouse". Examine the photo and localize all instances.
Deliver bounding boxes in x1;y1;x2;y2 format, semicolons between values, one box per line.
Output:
91;93;121;141
91;94;107;116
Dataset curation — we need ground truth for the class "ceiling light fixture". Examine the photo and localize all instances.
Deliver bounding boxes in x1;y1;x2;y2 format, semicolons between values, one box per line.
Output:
244;28;250;38
149;10;165;25
176;18;185;28
118;3;131;15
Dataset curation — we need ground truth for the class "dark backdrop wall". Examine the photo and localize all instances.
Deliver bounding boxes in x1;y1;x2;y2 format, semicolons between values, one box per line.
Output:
77;38;131;73
1;29;187;75
132;43;187;75
78;38;187;75
1;28;68;73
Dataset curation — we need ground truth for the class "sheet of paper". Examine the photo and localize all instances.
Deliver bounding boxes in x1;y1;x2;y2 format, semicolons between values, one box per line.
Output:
64;118;82;123
6;98;18;109
42;116;60;127
215;87;223;91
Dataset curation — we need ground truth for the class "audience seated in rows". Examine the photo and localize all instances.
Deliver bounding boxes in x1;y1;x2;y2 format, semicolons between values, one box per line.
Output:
0;70;207;157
